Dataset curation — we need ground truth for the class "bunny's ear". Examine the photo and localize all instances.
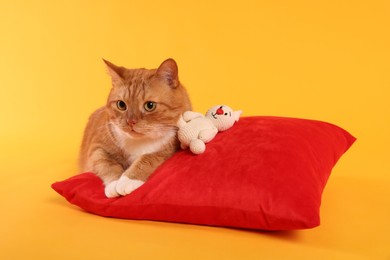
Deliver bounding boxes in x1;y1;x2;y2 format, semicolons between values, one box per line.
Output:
234;110;243;122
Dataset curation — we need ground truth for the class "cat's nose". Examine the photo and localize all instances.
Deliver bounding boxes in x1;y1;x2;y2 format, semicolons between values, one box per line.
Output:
127;119;137;126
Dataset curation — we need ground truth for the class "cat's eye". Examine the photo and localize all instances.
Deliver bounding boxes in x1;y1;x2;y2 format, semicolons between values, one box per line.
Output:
144;101;157;112
116;100;127;111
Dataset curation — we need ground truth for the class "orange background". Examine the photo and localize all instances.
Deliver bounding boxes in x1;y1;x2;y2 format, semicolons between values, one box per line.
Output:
1;0;389;259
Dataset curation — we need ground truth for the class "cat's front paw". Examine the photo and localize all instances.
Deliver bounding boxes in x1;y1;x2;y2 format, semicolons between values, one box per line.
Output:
116;176;145;196
105;180;120;198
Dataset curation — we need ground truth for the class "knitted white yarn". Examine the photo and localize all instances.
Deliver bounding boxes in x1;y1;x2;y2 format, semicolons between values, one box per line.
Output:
177;105;242;154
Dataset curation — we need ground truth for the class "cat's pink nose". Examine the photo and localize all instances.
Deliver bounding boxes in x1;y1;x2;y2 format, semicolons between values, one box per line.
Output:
127;119;137;125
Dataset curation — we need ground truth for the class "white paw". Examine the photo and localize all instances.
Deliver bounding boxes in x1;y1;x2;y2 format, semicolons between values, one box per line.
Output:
115;176;145;196
105;180;120;198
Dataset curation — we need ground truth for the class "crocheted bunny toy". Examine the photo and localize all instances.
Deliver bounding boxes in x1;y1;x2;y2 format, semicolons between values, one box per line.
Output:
177;105;242;154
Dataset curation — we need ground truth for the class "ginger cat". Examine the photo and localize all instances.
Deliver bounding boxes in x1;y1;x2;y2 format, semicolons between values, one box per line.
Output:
79;59;192;198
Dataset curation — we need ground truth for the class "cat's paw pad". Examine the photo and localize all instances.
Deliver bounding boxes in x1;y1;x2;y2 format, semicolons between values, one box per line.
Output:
105;180;120;198
116;176;145;196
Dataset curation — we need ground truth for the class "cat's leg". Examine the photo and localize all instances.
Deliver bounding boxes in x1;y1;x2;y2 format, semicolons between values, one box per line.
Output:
115;176;145;196
88;148;124;198
115;152;169;196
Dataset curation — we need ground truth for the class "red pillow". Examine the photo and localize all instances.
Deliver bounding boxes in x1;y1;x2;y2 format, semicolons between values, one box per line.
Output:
52;116;355;230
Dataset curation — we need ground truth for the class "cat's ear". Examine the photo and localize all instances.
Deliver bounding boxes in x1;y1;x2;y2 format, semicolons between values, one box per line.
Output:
156;58;179;88
103;59;125;87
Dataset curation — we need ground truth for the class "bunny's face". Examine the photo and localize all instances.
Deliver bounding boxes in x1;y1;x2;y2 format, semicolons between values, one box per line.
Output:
206;105;242;131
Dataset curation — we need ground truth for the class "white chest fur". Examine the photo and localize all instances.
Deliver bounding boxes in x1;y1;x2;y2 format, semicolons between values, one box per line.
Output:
110;124;175;163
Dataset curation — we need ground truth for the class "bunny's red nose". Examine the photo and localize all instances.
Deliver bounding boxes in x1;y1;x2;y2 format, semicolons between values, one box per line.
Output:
216;106;224;115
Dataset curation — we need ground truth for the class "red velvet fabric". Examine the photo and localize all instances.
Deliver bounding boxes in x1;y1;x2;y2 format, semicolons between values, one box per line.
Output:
52;116;355;230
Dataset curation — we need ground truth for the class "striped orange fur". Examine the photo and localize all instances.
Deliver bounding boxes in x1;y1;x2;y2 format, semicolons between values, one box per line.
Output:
79;59;192;197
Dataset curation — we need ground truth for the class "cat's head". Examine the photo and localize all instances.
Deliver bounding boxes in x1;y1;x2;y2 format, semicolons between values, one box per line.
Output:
104;58;192;140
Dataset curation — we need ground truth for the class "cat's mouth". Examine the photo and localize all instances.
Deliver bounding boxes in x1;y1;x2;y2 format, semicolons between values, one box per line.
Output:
122;124;145;138
127;128;145;138
124;123;168;140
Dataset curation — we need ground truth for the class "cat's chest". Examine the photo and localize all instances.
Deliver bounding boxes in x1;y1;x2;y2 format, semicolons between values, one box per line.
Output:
110;124;173;163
